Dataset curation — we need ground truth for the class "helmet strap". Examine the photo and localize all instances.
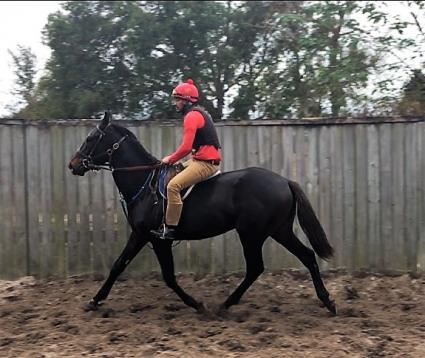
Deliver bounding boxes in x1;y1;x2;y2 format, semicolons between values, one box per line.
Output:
177;101;195;114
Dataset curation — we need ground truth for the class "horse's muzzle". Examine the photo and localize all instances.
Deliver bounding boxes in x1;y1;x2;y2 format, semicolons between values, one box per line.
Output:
68;154;87;176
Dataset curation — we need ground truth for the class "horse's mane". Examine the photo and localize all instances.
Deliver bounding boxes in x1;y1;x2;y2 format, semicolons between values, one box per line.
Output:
111;123;158;163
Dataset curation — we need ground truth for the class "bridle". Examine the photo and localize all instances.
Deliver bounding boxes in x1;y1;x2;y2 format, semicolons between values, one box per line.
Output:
78;123;162;172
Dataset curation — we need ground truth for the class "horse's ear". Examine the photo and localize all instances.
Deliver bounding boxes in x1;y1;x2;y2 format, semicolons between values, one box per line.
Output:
100;111;111;128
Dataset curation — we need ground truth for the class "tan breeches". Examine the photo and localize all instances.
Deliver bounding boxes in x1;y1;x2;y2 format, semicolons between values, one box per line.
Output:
166;159;219;226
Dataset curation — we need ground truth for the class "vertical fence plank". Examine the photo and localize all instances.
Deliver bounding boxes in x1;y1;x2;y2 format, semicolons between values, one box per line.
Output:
367;125;381;270
0;126;14;278
318;126;331;272
342;126;355;271
25;125;43;277
63;126;80;276
405;124;418;271
379;125;393;271
329;126;344;270
417;123;425;272
38;127;54;277
354;125;369;270
391;124;407;271
11;126;28;277
50;125;67;277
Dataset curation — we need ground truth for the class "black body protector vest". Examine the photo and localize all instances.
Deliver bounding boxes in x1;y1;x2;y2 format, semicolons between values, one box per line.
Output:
187;106;221;152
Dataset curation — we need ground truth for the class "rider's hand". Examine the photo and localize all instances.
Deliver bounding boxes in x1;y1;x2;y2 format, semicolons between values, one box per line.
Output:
161;155;172;164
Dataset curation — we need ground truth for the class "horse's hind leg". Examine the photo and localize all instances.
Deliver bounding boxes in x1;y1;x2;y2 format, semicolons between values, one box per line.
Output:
272;228;336;314
86;231;149;311
151;239;203;312
219;234;266;310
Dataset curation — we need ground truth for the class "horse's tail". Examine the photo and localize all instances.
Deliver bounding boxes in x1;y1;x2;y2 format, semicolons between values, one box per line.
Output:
288;180;334;260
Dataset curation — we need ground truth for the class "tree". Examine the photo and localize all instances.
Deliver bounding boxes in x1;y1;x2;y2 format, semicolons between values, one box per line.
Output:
126;1;292;120
398;69;425;115
33;1;134;118
254;1;380;118
8;45;37;112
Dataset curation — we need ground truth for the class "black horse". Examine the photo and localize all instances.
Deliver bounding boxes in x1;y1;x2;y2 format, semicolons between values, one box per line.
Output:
68;112;336;315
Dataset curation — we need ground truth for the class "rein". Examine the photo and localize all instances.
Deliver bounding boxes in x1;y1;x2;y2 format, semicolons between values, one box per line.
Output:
113;162;163;172
85;161;163;173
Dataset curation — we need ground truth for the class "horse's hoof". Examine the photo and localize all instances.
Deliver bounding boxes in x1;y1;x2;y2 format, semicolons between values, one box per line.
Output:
84;300;99;312
325;300;337;315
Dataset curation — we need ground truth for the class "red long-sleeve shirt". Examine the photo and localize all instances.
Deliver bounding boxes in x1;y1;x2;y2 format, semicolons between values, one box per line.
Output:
167;110;221;164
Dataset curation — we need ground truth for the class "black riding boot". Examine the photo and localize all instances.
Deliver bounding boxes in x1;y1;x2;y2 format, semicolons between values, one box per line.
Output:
150;225;177;240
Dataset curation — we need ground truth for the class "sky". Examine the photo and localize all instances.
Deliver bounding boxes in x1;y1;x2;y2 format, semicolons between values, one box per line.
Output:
0;1;62;116
0;1;422;117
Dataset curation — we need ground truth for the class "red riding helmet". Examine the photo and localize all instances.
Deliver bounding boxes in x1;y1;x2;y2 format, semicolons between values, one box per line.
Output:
171;79;199;103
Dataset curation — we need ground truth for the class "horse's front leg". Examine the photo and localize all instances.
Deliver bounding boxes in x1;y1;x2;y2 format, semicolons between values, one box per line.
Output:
85;231;148;311
151;239;204;312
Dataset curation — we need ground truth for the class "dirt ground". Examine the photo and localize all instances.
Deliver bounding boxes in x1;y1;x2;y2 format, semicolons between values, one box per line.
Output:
1;270;425;358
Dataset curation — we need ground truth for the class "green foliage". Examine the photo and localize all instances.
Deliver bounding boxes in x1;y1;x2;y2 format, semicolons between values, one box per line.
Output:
10;0;425;119
398;69;425;115
8;45;37;111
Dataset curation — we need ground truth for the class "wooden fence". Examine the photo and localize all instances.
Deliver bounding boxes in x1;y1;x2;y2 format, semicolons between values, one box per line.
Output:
0;117;424;279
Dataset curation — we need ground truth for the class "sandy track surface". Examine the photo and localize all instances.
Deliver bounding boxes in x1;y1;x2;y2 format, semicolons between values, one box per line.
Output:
1;270;424;357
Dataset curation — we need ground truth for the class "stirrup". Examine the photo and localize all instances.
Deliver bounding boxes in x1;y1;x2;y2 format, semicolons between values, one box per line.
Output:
150;224;176;240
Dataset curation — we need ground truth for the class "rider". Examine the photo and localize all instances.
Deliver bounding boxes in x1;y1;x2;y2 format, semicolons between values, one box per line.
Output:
151;79;221;240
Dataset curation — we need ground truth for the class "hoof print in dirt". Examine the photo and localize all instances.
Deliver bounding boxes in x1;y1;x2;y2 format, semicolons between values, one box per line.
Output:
164;303;184;312
101;308;116;318
340;307;368;318
249;325;265;335
63;324;79;335
0;337;14;347
163;313;177;320
232;311;249;323
198;328;221;338
109;332;126;344
129;303;154;313
344;285;360;300
218;339;246;352
401;302;416;311
270;305;281;313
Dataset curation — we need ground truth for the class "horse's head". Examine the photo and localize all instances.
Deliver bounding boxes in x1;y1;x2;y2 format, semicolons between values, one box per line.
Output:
68;112;126;176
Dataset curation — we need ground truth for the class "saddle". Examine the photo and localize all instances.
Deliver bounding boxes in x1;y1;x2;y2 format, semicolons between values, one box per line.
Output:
157;163;220;200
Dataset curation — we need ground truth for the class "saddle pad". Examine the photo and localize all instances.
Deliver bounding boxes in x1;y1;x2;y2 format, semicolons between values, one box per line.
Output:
158;168;221;200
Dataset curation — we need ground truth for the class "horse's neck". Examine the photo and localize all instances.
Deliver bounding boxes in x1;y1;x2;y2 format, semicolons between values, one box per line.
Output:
111;140;158;201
